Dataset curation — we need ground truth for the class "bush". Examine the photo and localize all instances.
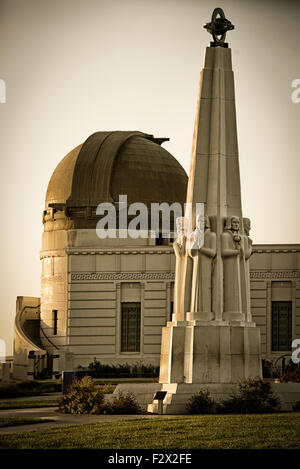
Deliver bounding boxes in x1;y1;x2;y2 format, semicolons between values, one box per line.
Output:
59;376;105;414
87;359;130;378
279;360;300;382
293;401;300;412
186;389;216;414
130;362;159;378
107;391;142;414
17;380;40;390
186;378;281;415
100;383;115;394
59;377;142;415
0;381;41;399
0;380;62;399
262;359;281;379
217;378;281;414
84;358;159;379
279;370;300;383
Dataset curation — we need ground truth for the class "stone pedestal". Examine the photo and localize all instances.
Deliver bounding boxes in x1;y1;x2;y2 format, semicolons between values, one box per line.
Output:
159;321;262;385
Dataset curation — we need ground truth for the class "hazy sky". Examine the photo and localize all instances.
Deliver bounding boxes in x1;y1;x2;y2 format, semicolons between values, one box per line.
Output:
0;0;299;354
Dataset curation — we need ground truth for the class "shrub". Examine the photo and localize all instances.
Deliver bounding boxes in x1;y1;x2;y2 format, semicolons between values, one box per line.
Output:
100;383;115;394
59;376;105;414
17;380;40;390
279;370;300;383
87;359;131;378
262;359;281;379
0;380;62;399
85;358;159;378
38;382;61;393
186;389;216;414
130;362;159;378
0;381;41;398
59;377;142;415
293;401;300;412
217;377;281;414
279;360;300;382
107;391;142;414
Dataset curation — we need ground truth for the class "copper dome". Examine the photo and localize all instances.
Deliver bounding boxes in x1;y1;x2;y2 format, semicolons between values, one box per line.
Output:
46;131;187;210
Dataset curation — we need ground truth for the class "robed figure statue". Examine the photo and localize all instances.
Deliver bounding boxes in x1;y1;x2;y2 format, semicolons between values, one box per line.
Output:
188;215;216;319
173;217;192;321
221;215;245;321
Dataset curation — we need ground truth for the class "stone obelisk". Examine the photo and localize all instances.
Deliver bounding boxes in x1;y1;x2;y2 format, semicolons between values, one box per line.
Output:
153;9;262;410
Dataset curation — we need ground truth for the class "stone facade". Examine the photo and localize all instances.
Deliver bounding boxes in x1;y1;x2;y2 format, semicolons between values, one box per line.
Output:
13;241;300;378
250;245;300;360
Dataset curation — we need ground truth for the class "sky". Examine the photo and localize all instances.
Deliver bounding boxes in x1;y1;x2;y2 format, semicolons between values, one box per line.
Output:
0;0;299;355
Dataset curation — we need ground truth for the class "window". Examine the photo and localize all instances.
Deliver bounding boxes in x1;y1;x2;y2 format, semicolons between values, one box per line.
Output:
121;303;141;352
271;301;292;351
52;310;58;336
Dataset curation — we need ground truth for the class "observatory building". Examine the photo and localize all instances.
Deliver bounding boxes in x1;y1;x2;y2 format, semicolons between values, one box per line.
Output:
12;20;300;381
13;130;300;380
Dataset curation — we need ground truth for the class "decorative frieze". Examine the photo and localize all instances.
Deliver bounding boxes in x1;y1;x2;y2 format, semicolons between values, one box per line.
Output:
250;271;300;279
66;248;173;256
252;248;299;253
70;272;175;281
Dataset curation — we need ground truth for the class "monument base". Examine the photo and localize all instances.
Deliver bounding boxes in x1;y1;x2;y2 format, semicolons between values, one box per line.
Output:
147;383;236;414
159;322;262;384
111;381;300;414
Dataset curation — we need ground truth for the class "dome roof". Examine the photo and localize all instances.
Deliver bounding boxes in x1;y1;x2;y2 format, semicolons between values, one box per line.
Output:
46;131;188;211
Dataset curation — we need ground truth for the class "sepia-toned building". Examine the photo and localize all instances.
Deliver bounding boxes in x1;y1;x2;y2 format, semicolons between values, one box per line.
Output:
13;131;300;379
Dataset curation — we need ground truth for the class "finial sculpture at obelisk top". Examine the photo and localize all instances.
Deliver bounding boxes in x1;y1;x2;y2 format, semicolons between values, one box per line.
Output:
157;8;262;390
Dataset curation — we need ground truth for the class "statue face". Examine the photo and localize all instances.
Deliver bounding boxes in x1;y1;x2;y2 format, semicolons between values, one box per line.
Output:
244;218;251;235
231;217;239;231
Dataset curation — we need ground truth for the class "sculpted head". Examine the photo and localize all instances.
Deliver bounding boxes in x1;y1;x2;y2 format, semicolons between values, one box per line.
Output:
231;217;240;231
243;218;251;236
205;215;211;229
225;215;240;231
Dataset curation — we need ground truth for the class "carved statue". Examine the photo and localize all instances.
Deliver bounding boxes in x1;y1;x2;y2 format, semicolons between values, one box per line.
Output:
221;216;244;319
243;218;253;259
189;215;216;317
173;217;186;320
173;216;194;321
240;217;253;321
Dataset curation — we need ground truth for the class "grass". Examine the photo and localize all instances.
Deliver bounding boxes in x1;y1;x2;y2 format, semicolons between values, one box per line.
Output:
0;400;59;410
0;418;54;428
0;413;299;449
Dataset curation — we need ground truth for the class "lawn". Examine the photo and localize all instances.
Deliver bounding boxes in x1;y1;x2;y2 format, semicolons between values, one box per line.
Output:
0;418;54;428
0;413;299;449
0;400;59;410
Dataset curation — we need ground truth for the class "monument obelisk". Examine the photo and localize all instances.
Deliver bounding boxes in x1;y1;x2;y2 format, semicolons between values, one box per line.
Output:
150;9;262;412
